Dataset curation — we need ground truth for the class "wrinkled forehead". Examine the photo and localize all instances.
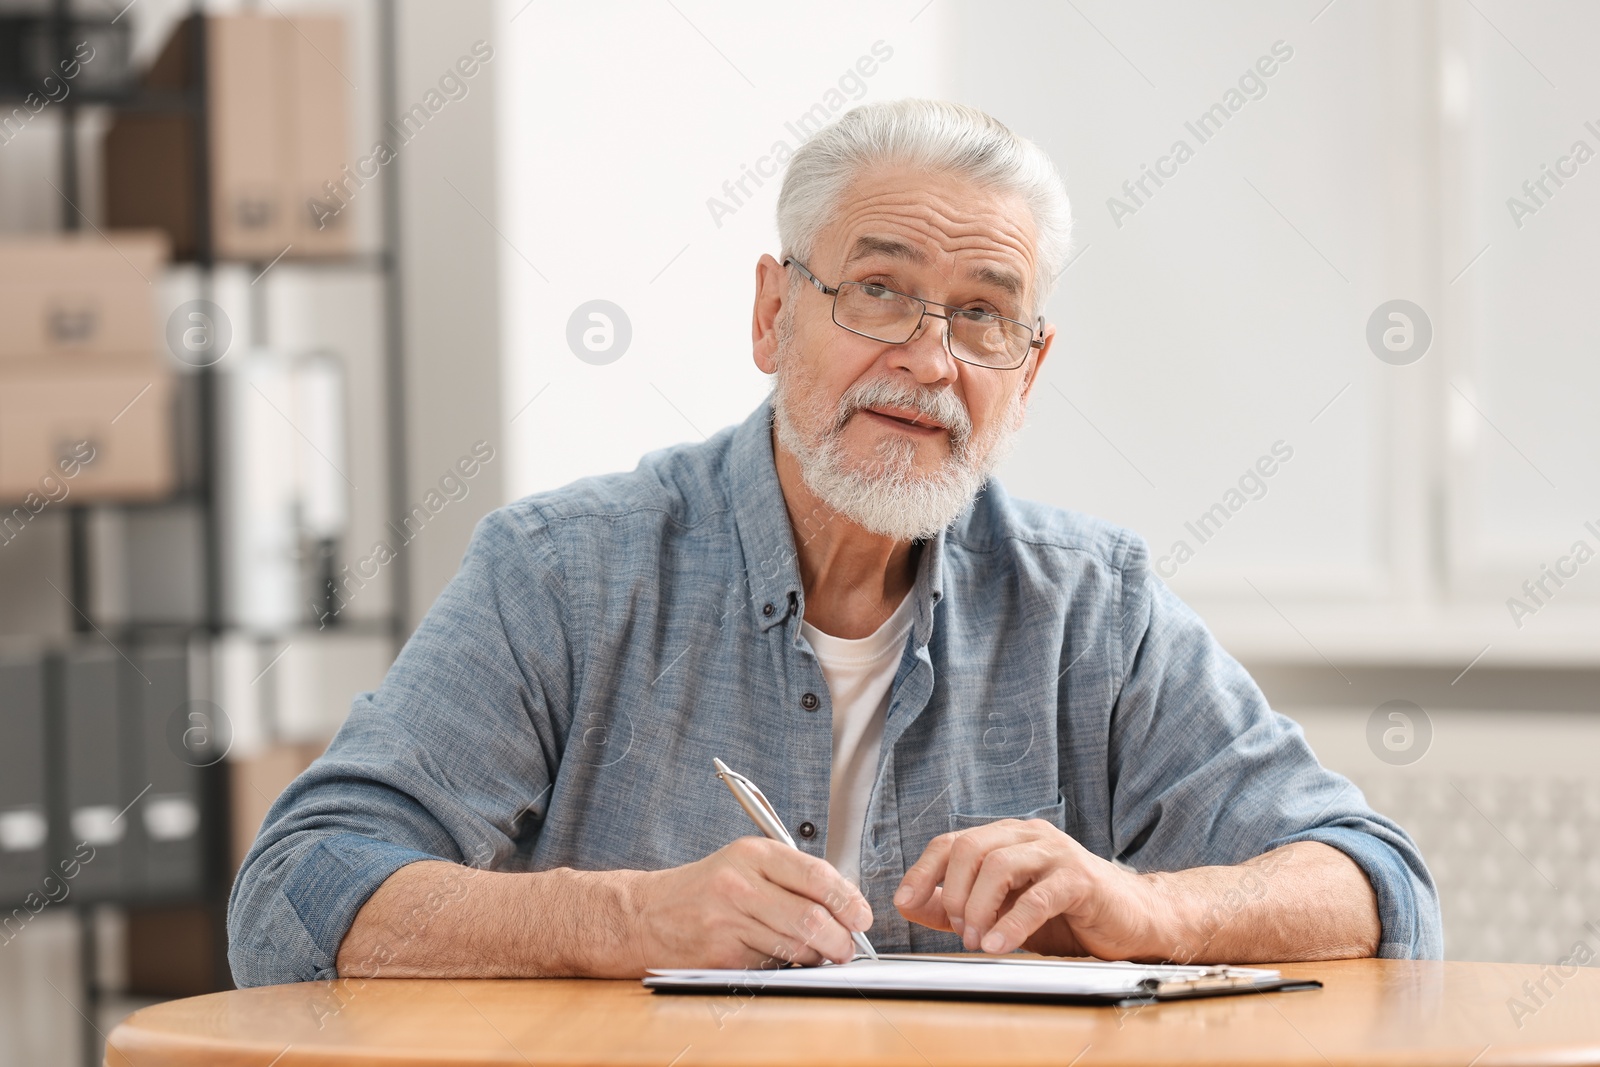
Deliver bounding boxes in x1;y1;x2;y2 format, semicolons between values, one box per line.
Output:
811;167;1039;310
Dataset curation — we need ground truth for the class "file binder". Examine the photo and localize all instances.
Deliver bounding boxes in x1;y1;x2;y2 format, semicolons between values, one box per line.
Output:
0;652;49;908
61;646;126;901
131;644;204;898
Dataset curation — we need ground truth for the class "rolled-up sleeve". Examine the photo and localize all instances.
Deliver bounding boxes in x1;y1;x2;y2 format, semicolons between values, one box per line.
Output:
1105;542;1443;960
226;505;576;987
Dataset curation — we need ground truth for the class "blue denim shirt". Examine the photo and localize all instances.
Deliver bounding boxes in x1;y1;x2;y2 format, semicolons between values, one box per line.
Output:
227;398;1442;986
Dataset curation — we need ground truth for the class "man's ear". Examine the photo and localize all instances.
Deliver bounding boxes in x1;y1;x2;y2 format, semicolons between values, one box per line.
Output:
1018;320;1056;403
752;253;787;375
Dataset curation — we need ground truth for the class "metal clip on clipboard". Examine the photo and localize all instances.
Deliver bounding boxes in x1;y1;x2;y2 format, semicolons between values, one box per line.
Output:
1136;966;1274;997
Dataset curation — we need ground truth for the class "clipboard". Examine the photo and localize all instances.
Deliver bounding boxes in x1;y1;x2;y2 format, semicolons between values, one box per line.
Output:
644;953;1323;1007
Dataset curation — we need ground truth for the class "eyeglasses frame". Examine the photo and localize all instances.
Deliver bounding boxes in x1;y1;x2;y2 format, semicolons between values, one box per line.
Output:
781;256;1045;371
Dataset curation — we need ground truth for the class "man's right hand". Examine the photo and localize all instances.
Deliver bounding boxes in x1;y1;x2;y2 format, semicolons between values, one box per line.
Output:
622;836;873;972
334;842;873;981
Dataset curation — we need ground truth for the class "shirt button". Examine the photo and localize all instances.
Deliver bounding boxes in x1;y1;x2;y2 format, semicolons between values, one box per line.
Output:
762;602;775;616
800;692;819;711
798;821;816;840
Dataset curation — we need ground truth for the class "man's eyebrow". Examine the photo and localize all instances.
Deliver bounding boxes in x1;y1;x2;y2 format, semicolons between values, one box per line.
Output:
969;265;1025;302
843;235;1027;307
842;235;927;268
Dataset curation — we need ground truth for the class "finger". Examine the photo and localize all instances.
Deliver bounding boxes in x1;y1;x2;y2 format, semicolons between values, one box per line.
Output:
766;897;858;965
937;821;1047;941
895;832;957;911
983;878;1069;955
702;908;807;970
962;842;1046;947
721;866;853;967
759;934;828;970
938;825;1014;938
707;846;841;966
709;877;810;969
736;927;826;971
896;884;954;932
757;843;872;932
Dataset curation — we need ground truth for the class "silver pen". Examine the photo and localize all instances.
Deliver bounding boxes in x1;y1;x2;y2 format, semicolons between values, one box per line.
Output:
713;757;879;961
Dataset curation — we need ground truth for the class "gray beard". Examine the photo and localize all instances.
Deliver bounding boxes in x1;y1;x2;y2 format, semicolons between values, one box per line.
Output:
769;316;1026;542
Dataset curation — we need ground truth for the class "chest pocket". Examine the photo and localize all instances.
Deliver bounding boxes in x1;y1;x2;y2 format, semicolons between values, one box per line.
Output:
948;793;1067;833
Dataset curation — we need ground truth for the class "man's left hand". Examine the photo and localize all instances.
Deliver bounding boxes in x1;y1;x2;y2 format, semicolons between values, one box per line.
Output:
893;818;1167;959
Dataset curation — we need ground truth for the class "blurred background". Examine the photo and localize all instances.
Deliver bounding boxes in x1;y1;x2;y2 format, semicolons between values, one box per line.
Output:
0;0;1596;1063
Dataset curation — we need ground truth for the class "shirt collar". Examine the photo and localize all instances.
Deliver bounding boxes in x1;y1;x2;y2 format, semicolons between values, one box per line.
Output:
726;396;945;645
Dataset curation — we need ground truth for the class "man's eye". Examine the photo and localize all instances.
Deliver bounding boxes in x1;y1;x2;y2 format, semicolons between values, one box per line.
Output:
861;284;896;300
960;307;1000;322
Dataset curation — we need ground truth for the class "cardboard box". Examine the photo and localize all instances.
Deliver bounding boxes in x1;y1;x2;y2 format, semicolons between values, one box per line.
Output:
0;231;169;366
205;14;285;259
283;14;350;259
103;13;350;262
228;742;323;876
0;365;175;503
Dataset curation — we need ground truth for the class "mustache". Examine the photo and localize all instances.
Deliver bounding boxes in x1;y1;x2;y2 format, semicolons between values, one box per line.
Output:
833;378;973;444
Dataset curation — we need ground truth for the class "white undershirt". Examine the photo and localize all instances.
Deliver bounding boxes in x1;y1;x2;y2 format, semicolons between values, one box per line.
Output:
800;591;916;886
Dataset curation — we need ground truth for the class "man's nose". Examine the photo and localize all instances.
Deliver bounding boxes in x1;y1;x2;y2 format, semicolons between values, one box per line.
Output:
892;312;958;385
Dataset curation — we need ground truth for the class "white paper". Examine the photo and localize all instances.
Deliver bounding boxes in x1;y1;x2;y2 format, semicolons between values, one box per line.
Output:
646;955;1282;998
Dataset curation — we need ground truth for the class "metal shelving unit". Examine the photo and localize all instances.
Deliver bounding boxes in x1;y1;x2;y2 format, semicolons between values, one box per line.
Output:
3;3;408;1063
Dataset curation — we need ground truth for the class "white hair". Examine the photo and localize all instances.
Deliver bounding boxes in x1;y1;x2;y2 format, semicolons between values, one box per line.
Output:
776;98;1073;322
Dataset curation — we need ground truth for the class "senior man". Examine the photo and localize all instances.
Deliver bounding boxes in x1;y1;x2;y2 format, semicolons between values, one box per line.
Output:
228;99;1440;986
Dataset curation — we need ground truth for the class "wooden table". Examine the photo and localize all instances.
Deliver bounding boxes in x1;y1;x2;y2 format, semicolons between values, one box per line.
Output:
106;958;1600;1066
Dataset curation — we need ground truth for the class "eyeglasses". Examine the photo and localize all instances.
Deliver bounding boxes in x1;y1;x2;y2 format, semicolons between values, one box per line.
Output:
783;257;1044;371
